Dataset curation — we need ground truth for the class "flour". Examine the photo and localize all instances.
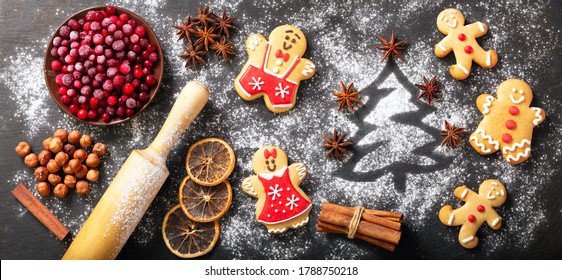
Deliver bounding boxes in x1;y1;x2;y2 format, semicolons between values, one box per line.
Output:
1;0;561;259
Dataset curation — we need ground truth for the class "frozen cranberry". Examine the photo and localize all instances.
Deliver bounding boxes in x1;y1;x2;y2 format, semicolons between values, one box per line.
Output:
103;79;115;91
83;21;91;31
94;45;104;55
51;60;62;71
77;109;88;120
106;6;116;15
64;54;75;64
112;40;125;51
72;70;82;80
126;51;137;61
143;60;153;68
81;75;91;85
138;92;149;103
93;89;104;99
106;58;118;67
62;74;73;86
68;19;80;30
122;83;134;95
113;75;125;88
69;48;79;58
81;86;92;96
126;109;135;117
133;68;143;79
92;34;104;45
73;80;82;89
131;44;141;53
141;50;149;59
106;67;118;78
102;113;111;122
90;21;101;31
69;104;79;114
116;106;126;117
75;62;84;72
87;67;96;77
119;13;128;22
139;83;148;92
119;63;131;74
104;48;114;58
101;18;111;28
92;80;101;88
107;95;117;106
96;64;106;73
61;95;72;105
105;35;114;45
128;19;137;29
67;88;76;97
106;106;116;116
70;31;79;41
96;55;106;65
125;98;137;108
145;75;156;86
51;47;59;58
149;52;158;62
87;110;97;119
59;25;71;38
57;46;69;57
134;26;146;38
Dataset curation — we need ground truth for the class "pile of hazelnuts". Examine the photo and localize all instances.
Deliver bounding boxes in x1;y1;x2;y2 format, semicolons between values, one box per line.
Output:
15;129;107;198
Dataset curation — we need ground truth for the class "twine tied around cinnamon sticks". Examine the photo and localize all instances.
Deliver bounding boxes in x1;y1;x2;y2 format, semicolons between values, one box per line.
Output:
317;202;404;252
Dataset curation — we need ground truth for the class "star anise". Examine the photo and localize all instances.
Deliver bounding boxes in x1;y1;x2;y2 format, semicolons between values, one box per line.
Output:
333;81;362;112
440;120;464;149
322;129;353;161
214;10;236;38
190;25;219;51
178;40;206;70
210;36;235;61
193;5;215;27
416;75;442;106
172;15;197;41
375;31;406;62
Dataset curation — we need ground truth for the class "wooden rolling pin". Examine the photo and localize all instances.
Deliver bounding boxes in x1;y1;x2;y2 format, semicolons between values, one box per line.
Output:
63;81;209;259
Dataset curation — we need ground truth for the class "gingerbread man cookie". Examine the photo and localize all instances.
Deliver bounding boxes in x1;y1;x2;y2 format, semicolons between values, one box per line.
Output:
241;146;312;234
439;179;507;249
469;79;546;165
434;8;498;80
234;25;316;113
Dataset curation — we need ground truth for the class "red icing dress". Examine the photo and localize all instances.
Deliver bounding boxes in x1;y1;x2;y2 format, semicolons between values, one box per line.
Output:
257;166;311;224
237;44;301;109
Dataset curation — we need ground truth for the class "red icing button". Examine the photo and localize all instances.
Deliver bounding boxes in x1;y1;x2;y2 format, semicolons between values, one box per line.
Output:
502;133;513;143
464;46;473;54
509;106;519;115
468;215;476;223
506;120;517;130
458;33;466;41
477;205;485;212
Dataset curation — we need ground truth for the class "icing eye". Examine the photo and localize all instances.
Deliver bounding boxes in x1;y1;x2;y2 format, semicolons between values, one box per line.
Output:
285;35;289;40
265;160;269;165
449;15;455;18
519;89;524;94
512;88;517;93
291;38;296;43
271;159;275;164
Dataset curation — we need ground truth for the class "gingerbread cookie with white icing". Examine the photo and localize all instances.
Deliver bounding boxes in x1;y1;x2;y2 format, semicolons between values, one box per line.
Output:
439;179;507;249
434;8;498;80
234;25;316;113
241;146;312;234
469;79;546;165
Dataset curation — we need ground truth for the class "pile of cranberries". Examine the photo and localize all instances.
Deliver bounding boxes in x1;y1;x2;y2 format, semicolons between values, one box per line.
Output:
50;6;158;123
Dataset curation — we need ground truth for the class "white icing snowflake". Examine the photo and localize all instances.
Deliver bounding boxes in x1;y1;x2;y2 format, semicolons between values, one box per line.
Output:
267;184;282;201
285;194;300;210
275;83;290;99
249;76;264;90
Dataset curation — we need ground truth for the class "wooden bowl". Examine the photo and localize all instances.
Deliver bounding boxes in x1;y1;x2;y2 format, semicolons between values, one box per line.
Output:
44;6;163;126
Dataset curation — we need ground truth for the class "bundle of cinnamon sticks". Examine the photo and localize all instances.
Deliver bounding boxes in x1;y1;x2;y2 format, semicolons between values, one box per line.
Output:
317;202;403;252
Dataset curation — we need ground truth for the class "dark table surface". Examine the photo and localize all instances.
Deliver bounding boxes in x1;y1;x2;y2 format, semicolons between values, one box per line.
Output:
1;0;561;259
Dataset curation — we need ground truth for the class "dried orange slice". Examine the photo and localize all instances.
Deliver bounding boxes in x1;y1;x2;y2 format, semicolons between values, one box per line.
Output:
179;176;233;222
162;204;220;258
186;138;235;186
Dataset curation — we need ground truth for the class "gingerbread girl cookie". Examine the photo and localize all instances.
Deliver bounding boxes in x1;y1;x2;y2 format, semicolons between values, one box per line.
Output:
434;8;498;80
439;179;507;249
469;79;546;165
234;25;316;113
241;146;312;234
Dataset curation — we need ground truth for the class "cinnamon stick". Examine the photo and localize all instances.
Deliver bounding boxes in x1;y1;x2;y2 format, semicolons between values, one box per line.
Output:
318;207;401;245
11;183;69;240
317;221;396;252
322;202;402;231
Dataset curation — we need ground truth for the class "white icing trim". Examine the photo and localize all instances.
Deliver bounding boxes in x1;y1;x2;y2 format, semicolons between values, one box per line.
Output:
470;129;500;153
491;181;498;186
268;227;287;234
259;203;312;225
294;163;306;180
509;94;525;104
457;63;469;74
486;190;496;200
461;189;468;199
500;189;504;196
478;22;485;32
263;44;300;79
491;217;500;227
259;166;288;180
447;19;457;28
276;59;283;66
532;108;543;126
448;213;455;225
302;61;315;76
438;13;445;21
247;35;261;51
291;216;309;228
502;139;531;154
481;95;495;114
462;236;474;244
243;179;257;196
450;10;457;13
437;43;447;51
506;148;531;163
486;51;491;66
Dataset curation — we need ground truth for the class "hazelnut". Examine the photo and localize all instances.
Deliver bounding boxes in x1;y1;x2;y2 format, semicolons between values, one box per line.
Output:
46;159;61;173
38;150;51;166
55;152;69;166
86;153;100;168
53;183;69;198
86;169;99;182
15;142;31;157
65;159;81;174
76;181;90;195
48;173;62;186
34;167;49;182
53;129;69;142
67;130;81;144
64;175;77;188
49;137;63;153
93;143;107;156
36;182;51;197
24;153;39;168
79;135;93;148
75;164;88;179
63;143;76;157
73;149;88;162
42;137;53;150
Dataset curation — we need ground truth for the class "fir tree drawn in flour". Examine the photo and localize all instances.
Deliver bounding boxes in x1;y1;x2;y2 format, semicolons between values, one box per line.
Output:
336;62;453;193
